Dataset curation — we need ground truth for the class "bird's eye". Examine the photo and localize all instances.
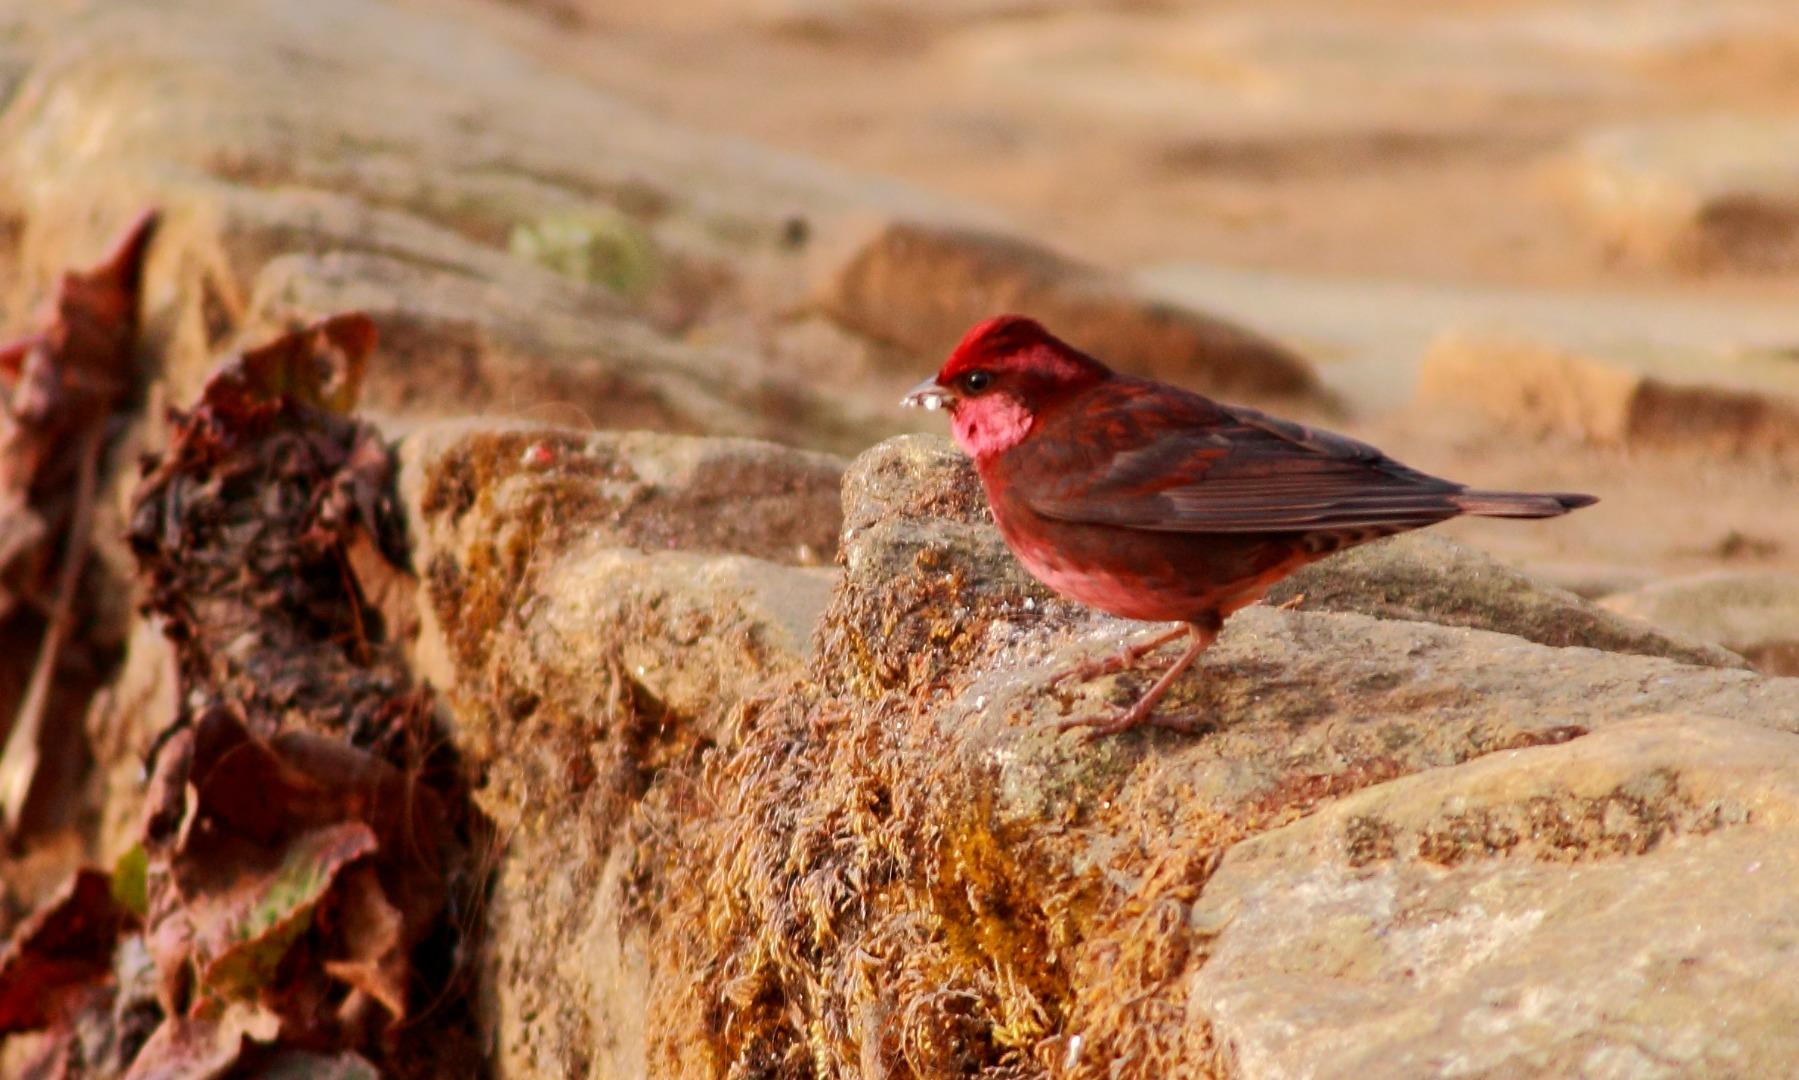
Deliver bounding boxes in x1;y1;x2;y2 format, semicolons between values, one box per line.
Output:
959;370;994;394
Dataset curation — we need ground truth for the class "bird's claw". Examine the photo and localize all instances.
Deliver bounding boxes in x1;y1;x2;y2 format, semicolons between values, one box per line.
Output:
1047;627;1187;689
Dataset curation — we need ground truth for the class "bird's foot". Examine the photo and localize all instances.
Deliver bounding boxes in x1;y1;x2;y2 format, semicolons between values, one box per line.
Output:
1054;621;1220;741
1047;625;1187;689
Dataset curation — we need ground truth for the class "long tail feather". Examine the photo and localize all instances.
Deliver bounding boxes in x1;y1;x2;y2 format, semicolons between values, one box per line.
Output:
1453;490;1597;518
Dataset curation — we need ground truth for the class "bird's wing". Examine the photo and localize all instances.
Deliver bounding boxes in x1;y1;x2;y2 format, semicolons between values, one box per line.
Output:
1020;387;1466;534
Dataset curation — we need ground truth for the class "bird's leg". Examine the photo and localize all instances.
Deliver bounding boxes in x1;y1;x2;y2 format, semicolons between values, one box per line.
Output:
1047;624;1189;688
1058;619;1220;739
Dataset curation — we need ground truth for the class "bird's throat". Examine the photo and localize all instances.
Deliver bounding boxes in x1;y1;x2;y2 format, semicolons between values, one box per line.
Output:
951;396;1035;460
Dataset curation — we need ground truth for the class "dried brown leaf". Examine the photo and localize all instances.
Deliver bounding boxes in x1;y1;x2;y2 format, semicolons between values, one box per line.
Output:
200;312;375;425
121;1000;279;1080
190;823;378;1002
0;869;133;1033
343;527;419;648
320;865;408;1021
0;209;157;837
0;207;155;503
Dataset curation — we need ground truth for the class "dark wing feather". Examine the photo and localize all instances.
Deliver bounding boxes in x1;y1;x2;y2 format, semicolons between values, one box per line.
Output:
1018;381;1467;534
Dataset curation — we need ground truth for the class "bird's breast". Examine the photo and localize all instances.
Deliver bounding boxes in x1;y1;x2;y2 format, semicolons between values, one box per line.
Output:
983;487;1308;623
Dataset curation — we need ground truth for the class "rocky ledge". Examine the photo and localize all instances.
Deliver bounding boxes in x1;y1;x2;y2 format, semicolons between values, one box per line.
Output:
405;428;1799;1078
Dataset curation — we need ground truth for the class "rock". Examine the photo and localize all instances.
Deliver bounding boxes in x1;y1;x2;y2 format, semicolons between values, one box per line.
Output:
1602;571;1799;676
1416;332;1799;462
398;419;842;724
814;220;1326;404
469;537;836;1080
1142;261;1799;414
395;420;842;1080
1188;714;1799;1079
1268;532;1745;669
401;420;843;559
632;433;1799;1075
245;250;878;452
1564;116;1799;272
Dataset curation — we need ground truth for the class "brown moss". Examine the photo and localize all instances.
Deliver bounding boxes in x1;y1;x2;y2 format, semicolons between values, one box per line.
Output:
817;551;1043;703
631;598;1451;1078
1413;770;1728;867
634;679;1077;1077
419;431;620;675
1344;815;1400;867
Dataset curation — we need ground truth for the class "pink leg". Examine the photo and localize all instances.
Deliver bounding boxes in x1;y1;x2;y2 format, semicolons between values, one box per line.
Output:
1048;624;1188;689
1057;621;1220;739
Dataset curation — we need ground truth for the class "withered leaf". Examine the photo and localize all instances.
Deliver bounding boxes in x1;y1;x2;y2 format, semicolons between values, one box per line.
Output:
342;526;418;647
0;209;158;836
121;1000;280;1080
319;864;408;1021
201;312;376;423
189;822;378;1001
114;301;481;1072
147;706;447;1030
0;869;134;1033
0;208;156;505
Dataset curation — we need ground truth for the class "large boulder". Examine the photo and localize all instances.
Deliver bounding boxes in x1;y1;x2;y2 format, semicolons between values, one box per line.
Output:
1416;332;1799;464
1190;713;1799;1078
1601;570;1799;676
1269;531;1745;669
1562;116;1799;273
397;421;843;1080
813;221;1326;406
628;434;1799;1076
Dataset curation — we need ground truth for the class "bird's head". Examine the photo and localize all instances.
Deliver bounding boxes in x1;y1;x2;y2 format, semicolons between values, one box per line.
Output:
903;315;1110;459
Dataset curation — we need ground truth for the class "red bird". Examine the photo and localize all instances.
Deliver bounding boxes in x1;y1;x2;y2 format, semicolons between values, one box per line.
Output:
904;315;1596;738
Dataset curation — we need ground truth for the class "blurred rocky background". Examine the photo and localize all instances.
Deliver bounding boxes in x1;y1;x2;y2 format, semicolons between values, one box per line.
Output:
0;0;1795;1077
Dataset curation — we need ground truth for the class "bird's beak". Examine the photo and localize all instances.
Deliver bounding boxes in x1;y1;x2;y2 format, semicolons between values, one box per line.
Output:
902;377;954;411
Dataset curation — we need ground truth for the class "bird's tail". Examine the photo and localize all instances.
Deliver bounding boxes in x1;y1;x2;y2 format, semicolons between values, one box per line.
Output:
1452;489;1597;519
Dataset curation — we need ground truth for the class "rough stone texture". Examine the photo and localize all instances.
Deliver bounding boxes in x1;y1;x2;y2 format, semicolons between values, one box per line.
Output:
1269;531;1745;669
245;250;878;452
1189;713;1799;1079
398;418;843;740
1602;570;1799;676
627;435;1799;1077
838;433;1052;610
396;421;843;1080
1565;116;1799;272
1416;332;1799;462
814;220;1326;405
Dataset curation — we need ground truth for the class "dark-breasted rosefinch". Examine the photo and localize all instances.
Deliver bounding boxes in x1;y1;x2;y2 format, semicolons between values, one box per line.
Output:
904;315;1595;737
